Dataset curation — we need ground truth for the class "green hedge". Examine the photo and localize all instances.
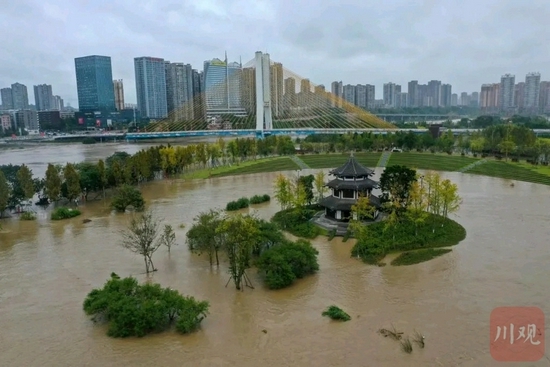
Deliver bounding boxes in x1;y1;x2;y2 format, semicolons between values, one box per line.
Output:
391;248;452;266
250;194;270;204
51;207;81;220
271;205;322;238
256;239;319;289
226;197;250;211
20;211;36;220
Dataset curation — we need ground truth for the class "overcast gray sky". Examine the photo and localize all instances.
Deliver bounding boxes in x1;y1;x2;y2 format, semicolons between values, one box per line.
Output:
1;0;549;107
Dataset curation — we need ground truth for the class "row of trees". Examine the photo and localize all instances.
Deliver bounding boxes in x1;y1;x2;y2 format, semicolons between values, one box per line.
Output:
0;135;302;217
301;121;550;161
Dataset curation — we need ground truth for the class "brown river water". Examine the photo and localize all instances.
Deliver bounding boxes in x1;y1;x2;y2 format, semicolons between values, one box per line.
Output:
1;143;550;367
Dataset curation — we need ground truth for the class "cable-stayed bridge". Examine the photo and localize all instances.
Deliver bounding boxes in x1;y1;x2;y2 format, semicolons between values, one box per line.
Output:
129;51;398;140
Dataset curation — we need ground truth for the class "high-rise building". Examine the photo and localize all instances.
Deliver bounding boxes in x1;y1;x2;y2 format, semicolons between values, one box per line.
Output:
500;74;515;112
74;55;116;112
113;79;125;111
407;80;418;107
524;72;541;113
15;109;38;130
460;92;470;106
0;114;11;131
241;67;256;114
203;55;245;117
1;88;13;109
471;92;479;107
514;82;525;110
539;81;550;113
451;93;458;106
165;62;194;121
383;83;400;107
284;77;296;110
33;84;54;111
270;62;284;117
396;92;408;108
343;84;356;105
11;83;29;110
331;81;343;107
365;84;375;109
192;69;204;120
480;83;500;111
52;95;64;111
440;84;452;107
134;56;168;119
427;80;441;107
355;84;367;108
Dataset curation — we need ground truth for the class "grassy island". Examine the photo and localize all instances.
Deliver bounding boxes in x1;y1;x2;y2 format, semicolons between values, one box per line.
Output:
351;214;465;265
349;167;465;265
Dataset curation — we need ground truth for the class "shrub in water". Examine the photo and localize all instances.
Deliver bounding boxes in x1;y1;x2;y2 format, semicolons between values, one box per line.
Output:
111;184;145;212
83;273;209;338
256;239;319;289
51;207;82;220
225;197;250;211
249;194;270;204
322;305;351;321
20;211;36;220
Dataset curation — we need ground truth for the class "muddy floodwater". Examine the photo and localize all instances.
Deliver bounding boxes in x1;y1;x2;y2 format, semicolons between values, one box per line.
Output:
1;144;550;366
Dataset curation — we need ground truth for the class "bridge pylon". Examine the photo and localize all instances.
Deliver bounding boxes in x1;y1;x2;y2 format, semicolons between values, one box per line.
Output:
255;51;272;137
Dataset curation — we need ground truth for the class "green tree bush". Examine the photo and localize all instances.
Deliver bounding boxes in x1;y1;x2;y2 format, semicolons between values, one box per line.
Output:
225;197;249;211
111;184;145;212
51;207;81;220
249;194;270;204
82;273;209;338
322;305;351;321
256;239;319;289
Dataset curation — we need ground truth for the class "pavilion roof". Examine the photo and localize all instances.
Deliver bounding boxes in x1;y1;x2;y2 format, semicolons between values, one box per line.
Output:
326;178;378;190
329;153;374;177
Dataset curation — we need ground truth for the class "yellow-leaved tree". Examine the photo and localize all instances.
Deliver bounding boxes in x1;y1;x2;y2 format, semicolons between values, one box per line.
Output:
440;179;461;220
314;171;328;203
406;176;429;235
273;174;293;210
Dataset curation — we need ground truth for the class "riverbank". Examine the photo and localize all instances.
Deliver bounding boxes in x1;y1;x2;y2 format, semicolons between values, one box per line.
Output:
182;151;550;186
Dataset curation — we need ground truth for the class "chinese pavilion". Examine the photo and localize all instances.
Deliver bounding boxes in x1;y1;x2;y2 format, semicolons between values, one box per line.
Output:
319;154;381;222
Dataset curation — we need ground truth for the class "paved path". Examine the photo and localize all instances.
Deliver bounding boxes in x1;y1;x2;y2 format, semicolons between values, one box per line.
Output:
291;155;310;169
376;151;392;168
459;158;488;173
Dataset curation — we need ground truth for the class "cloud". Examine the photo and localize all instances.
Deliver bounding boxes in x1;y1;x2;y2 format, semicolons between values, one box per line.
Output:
1;0;549;106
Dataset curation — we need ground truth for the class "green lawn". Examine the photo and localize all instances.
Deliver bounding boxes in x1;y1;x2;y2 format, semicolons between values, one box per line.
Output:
210;157;300;177
387;152;478;171
300;152;381;169
468;161;550;185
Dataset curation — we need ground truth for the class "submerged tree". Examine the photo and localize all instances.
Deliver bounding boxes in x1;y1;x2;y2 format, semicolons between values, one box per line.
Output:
160;224;176;253
120;210;162;273
63;163;81;204
16;164;35;204
273;174;293;210
45;163;62;203
0;171;10;217
216;214;259;290
187;209;225;266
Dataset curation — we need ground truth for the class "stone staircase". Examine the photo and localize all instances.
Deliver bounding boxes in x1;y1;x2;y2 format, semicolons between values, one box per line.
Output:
376;151;392;168
459;158;488;173
291;155;310;169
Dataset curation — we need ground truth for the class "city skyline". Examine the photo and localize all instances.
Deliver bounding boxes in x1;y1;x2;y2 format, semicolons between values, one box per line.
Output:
2;0;550;107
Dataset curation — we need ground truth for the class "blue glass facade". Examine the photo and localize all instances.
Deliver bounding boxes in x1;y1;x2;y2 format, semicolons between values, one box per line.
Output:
75;55;116;112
